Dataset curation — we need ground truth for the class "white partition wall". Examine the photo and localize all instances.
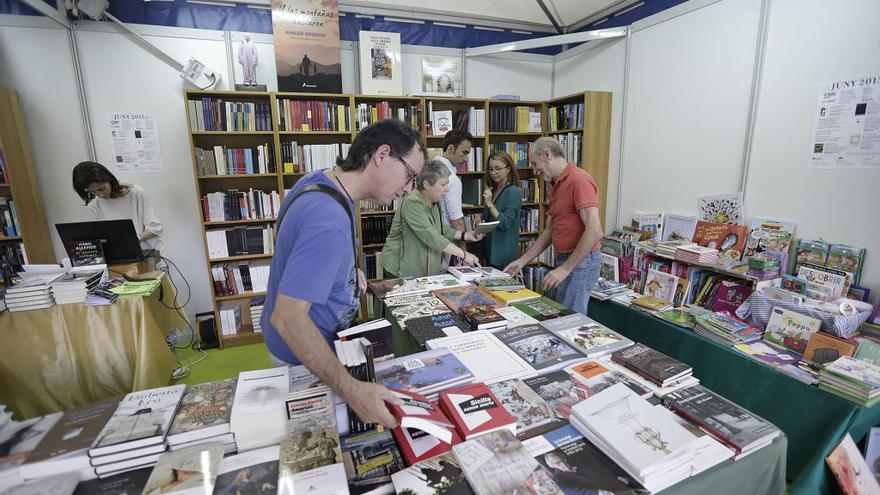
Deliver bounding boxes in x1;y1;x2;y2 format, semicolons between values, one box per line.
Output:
465;54;553;100
745;0;880;292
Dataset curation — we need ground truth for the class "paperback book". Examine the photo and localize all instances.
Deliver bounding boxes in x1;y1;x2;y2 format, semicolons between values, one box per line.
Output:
405;312;468;346
803;332;857;365
826;433;880;495
390;294;451;330
564;360;652;399
213;446;279;495
439;383;516;440
610;344;692;387
278;429;347;495
425;331;533;384
510;297;575;322
661;214;698;242
374;349;474;400
167;378;236;445
340;429;404;495
487;379;564;440
90;385;186;457
431;285;504;314
494;305;540;328
140;443;224;495
72;467;151;495
539;313;633;358
522;371;592;420
493;325;584;372
390;452;473;495
230;367;290;452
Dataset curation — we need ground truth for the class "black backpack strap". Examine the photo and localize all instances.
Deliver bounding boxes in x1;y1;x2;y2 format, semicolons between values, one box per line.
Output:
276;183;358;263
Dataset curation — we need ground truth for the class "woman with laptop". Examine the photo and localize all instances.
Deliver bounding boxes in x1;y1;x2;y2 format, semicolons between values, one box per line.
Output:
72;161;163;251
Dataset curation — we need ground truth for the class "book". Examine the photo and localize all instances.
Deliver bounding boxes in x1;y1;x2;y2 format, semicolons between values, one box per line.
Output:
368;275;469;299
277;426;348;495
432;111;453;135
90;385;186;457
611;343;692;387
803;332;857;365
797;263;851;298
661;214;698;242
743;217;795;264
764;307;821;354
388;389;455;445
474;276;526;292
662;384;780;454
439;383;516;440
564;360;652;399
522;371;592;420
600;253;620;283
493;325;584;372
698;192;742;225
374;349;474;400
486;379;565;441
140;442;224;494
230;367;289;452
733;340;801;367
539;313;633;359
390;294;451;330
340;429;404;495
405;312;468;347
391;416;462;466
212;446;279;495
642;269;678;302
826;433;880;495
510;297;574;322
709;280;752;313
865;427;880;483
425;331;534;384
431;285;504;313
459;304;506;331
390;452;473;495
630;296;673;313
166;379;236;445
337;319;393;361
521;424;648;495
452;429;562;495
0;413;62;490
72;467;151;494
285;386;337;438
446;266;483;282
630;211;664;242
656;308;697;328
488;288;541;305
692;221;748;261
9;474;79;495
358;30;402;96
493;305;540;328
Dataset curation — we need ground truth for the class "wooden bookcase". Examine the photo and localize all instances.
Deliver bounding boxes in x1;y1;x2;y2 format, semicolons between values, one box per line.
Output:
0;87;53;264
183;90;612;345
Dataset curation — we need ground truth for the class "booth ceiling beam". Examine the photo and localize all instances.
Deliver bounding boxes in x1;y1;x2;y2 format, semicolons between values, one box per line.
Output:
18;0;69;28
464;26;626;57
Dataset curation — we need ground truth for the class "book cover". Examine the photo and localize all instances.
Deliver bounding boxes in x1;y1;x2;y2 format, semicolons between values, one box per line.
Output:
358;30;402;96
826;433;880;495
25;396;118;466
733;341;800;367
431;285;504;314
285;386;337;436
743;217;795;261
865;427;880;483
390;295;451;329
564;360;651;399
630;211;663;242
611;344;692;386
460;304;506;330
522;371;592;420
388;389;455;444
340;429;404;495
494;325;584;371
494;304;541;328
167;379;236;443
540;313;633;358
521;424;648;495
92;385;186;453
797;263;851;298
0;413;62;474
661;214;698;242
369;275;468;299
510;297;574;322
475;275;525;291
631;296;672;312
447;266;483;281
452;429;562;495
642;269;677;302
709;280;752;314
390;451;473;495
213;446;279;495
656;309;696;328
439;383;515;440
692;221;748;261
384;292;443;309
272;0;342;94
600;253;620;283
487;379;565;441
374;349;473;395
424;332;533;384
490;288;541;305
432;111;453;136
764;307;821;354
141;442;224;495
803;332;857;364
406;312;468;346
662;385;780;453
698;192;742;225
72;466;152;494
278;428;348;495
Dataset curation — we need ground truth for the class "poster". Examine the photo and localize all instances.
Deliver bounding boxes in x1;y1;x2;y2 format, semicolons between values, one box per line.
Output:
810;75;880;169
358;31;402;96
421;56;462;96
107;112;162;172
271;0;342;94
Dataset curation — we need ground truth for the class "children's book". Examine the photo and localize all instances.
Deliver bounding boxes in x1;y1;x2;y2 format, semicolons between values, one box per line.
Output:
698;192;742;224
764;307;821;354
661;214;698;242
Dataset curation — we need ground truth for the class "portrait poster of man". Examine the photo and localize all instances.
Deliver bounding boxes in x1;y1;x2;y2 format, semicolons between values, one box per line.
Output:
271;0;342;93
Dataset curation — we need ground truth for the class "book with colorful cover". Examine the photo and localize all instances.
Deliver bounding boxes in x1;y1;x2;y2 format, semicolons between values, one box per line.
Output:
656;309;697;329
803;332;857;365
826;433;880;495
692;221;749;261
521;424;648;495
340;429;405;495
439;383;516;440
539;313;633;359
661;214;698;242
733;340;800;367
474;276;525;291
698;193;742;225
452;429;563;495
764;307;821;354
90;384;186;456
743;218;795;262
431;285;504;314
390;452;473;495
642;269;677;302
489;288;541;305
391;294;451;330
213;446;279;495
630;211;664;242
167;378;236;444
278;427;347;495
493;325;584;372
510;297;574;322
384;292;445;309
600;253;620;283
494;305;540;328
374;349;474;397
369;275;469;299
782;275;809;295
564;360;652;399
630;296;672;312
405;312;468;346
610;344;692;387
387;389;455;444
487;379;564;441
522;372;592;420
797;262;852;298
709;280;752;313
460;304;506;331
855;337;880;366
141;442;224;495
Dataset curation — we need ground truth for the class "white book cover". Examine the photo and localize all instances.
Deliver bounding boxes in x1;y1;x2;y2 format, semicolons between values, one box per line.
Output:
643;269;678;302
600;253;620;283
631;211;664;241
141;443;224;495
494;306;540;328
446;392;492;431
572;383;698;476
230;367;289;451
662;214;699;242
432;111;453;136
426;332;534;384
698;192;743;225
540;313;633;359
92;385;185;451
358;31;402;96
277;433;348;495
213;445;279;494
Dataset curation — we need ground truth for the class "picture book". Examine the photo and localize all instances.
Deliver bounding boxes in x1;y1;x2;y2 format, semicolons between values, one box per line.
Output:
828;244;865;284
489;287;541;305
733;340;800;367
521;424;648;495
390;294;451;329
743;217;795;262
439;383;516;440
405;312;468;346
340;429;405;495
431;285;504;314
642;269;677;302
855;337;880;366
826;433;880;495
390;452;473;495
565;360;652;399
661;214;699;242
452;429;562;495
522;371;592;420
213;446;279;495
709;280;752;314
656;309;697;328
600;253;620;283
72;467;152;494
539;313;633;359
384;292;443;309
167;378;236;444
141;443;224;494
487;379;564;440
374;349;474;397
796;240;829;269
611;344;692;387
798;263;852;298
698;192;742;224
764;307;821;354
510;297;574;322
692;221;749;261
91;384;186;456
630;211;664;242
494;325;584;372
278;427;347;495
425;331;533;384
803;332;857;365
782;274;809;295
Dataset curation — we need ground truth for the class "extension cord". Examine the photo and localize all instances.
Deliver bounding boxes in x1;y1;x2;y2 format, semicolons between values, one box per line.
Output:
172;366;187;380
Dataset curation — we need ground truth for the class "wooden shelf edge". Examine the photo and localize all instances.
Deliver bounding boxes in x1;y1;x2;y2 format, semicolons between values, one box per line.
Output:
209;254;273;262
198;174;278;179
215;291;267;301
204;219;276;226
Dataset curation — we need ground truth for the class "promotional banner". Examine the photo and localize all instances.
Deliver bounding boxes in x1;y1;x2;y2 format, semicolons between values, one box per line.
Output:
271;0;342;93
358;30;402;96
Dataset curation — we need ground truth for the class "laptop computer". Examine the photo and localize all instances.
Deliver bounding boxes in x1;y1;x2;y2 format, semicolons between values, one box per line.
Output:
56;220;156;264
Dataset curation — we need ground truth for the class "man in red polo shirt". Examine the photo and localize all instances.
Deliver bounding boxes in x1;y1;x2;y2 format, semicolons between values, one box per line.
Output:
504;137;604;314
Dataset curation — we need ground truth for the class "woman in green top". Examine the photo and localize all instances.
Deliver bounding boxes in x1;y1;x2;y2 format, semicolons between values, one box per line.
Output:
482;151;522;269
380;159;483;278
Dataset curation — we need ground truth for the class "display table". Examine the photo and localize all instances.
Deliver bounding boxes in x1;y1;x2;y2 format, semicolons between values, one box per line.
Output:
588;298;879;495
0;276;183;419
383;301;788;495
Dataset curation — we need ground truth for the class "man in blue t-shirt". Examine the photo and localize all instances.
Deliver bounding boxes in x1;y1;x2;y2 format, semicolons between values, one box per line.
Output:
262;119;426;428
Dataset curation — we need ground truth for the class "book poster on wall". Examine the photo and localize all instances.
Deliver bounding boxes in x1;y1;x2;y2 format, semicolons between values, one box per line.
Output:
271;0;342;94
107;112;162;172
358;31;402;96
810;75;880;170
421;56;462;97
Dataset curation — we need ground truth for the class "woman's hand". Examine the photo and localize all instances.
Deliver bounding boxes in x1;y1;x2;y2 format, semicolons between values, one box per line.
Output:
463;231;485;242
482;188;493;207
462;252;481;267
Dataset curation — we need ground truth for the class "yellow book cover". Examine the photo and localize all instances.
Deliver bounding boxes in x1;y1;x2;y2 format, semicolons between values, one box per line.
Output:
632;296;672;311
490;288;541;305
338;104;347;131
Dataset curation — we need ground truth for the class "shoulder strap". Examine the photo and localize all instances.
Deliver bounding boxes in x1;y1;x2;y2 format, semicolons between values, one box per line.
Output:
276;183;358;262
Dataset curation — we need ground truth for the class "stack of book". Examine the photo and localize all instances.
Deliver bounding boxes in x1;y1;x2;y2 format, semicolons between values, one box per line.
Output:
49;270;103;305
460;304;507;331
250;297;264;332
631;295;673;313
218;303;241;336
474;275;525;292
656;240;695;257
5;276;57;312
591;279;631;300
694;311;764;346
819;356;880;406
166;379;237;455
85;278;122;306
388;389;461;465
335;337;379;434
611;343;694;389
87;385;186;478
230;367;289;452
570;383;701;492
675;245;720;264
374;349;475;401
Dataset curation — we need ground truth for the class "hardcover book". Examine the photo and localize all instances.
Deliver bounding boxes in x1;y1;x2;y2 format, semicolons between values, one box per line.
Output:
661;214;698;242
90;385;186;456
826;433;880;495
388;389;455;444
489;288;541;305
340;429;404;495
494;305;540;328
374;349;474;399
803;332;857;365
390;452;473;495
797;263;851;298
610;344;692;387
709;280;752;313
539;313;633;359
494;325;584;372
600;253;620;283
743;218;795;262
487;379;564;440
642;269;678;302
692;221;748;261
425;331;533;384
72;467;152;494
565;360;651;399
522;371;592;420
764;307;821;354
213;446;279;495
405;312;468;346
141;443;224;494
167;379;236;445
460;304;506;331
510;297;574;322
698;192;742;225
439;383;516;440
521;424;648;495
431;285;504;314
630;211;664;242
452;429;562;495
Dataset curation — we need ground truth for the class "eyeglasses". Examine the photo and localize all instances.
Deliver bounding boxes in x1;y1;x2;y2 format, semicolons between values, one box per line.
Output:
488;166;507;172
393;155;419;185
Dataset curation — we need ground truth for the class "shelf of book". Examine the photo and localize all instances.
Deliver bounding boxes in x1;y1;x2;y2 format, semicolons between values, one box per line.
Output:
278;131;352;136
360;210;395;216
208;253;274;263
547;128;584;135
197;173;278;179
192;131;274;136
203;219;276;226
488;132;544;137
214;291;267;302
641;248;780;284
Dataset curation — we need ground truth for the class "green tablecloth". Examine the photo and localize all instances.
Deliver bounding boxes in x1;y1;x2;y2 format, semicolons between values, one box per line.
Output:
384;299;788;495
588;299;880;495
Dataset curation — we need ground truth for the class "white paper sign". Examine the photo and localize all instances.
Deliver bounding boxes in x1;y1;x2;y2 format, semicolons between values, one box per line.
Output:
107;112;162;172
809;75;880;170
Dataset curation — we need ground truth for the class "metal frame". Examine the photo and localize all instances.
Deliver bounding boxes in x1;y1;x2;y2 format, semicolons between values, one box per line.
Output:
464;27;626;57
739;0;773;209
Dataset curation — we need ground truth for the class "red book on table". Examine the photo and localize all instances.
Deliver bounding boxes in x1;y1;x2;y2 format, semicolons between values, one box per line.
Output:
438;382;516;441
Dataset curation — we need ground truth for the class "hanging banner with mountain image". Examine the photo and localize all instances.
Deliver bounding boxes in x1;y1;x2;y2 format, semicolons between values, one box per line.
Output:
271;0;342;93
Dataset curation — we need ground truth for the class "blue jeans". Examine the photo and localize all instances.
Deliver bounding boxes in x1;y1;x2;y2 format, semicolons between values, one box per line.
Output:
553;250;601;315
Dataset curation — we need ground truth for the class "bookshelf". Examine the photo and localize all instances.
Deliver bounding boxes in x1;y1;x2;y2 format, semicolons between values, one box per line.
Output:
184;90;612;340
0;87;53;265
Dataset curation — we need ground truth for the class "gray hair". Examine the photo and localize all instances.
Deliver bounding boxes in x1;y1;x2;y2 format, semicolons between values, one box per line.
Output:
530;136;565;159
416;159;451;191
